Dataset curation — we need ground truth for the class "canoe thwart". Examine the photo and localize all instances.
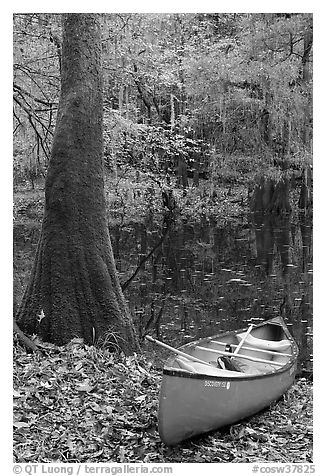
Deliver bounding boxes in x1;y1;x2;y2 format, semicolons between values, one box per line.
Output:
236;332;291;352
195;345;283;367
210;340;292;357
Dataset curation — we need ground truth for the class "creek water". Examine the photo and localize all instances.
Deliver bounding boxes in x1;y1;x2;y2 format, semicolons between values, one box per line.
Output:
111;212;313;372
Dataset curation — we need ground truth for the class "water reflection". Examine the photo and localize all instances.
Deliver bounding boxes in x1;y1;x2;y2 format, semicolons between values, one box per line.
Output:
112;212;313;371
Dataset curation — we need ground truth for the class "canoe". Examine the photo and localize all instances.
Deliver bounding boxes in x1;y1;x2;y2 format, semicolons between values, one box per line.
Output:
156;316;298;446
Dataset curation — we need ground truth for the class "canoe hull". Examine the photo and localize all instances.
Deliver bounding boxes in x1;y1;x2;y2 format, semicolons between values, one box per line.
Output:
157;316;298;446
159;361;296;446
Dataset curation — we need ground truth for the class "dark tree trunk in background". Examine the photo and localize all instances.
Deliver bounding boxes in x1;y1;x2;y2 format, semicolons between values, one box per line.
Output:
250;177;274;212
192;151;200;187
302;22;313;147
261;77;272;148
176;154;188;188
299;213;312;273
17;14;139;353
253;214;275;275
275;218;292;276
250;176;291;216
298;166;313;214
261;107;270;146
268;178;291;215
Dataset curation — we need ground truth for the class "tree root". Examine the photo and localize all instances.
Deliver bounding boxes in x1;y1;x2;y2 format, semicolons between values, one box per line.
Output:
13;321;39;353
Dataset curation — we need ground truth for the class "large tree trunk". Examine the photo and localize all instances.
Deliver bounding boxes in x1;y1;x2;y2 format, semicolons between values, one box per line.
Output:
17;14;139;353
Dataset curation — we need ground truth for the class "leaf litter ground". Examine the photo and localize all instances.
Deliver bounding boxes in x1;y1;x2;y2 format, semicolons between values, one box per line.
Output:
13;340;312;463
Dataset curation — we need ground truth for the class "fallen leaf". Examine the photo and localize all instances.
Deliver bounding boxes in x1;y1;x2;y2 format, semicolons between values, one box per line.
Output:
76;381;93;392
14;421;30;428
89;402;101;412
135;395;146;403
105;405;114;417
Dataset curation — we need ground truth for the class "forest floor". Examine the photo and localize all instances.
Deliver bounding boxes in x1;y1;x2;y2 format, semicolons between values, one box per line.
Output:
13;339;313;464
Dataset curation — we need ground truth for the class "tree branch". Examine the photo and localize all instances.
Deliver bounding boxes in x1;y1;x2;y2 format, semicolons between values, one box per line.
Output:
13;82;56;106
122;212;174;291
13;108;22;135
14;94;54;140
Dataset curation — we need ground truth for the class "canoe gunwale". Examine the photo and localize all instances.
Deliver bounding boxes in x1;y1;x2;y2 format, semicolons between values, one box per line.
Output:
176;316;293;352
163;359;297;381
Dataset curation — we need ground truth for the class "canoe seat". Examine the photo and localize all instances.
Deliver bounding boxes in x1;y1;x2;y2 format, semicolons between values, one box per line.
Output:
236;333;291;352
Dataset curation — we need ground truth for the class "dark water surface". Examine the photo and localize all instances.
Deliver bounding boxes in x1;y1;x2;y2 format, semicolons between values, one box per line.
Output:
112;213;313;372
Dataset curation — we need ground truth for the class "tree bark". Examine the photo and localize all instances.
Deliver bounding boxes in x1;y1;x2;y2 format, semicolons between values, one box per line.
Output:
176;154;188;189
268;178;291;216
301;23;313;147
298;166;313;214
17;14;139;353
250;176;291;216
